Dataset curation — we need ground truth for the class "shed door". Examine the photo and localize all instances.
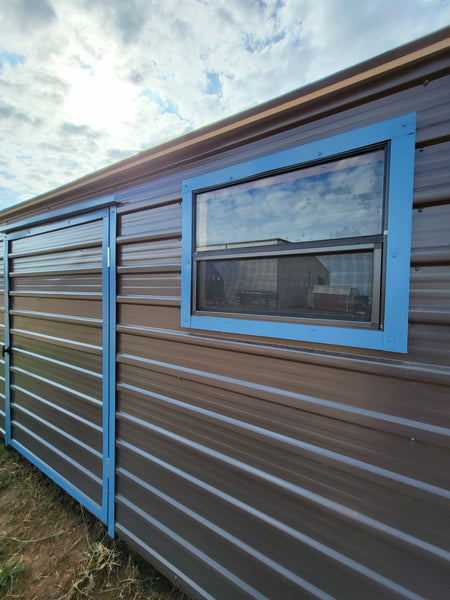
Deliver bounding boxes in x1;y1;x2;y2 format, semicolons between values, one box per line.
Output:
3;208;116;533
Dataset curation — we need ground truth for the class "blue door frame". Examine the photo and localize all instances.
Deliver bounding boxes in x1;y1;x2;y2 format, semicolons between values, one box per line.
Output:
2;200;117;537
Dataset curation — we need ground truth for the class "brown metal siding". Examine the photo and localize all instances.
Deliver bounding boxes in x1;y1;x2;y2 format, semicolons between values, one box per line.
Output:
8;218;104;506
112;63;450;599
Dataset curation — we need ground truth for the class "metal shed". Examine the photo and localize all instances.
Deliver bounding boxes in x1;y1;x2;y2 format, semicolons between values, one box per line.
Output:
1;27;449;600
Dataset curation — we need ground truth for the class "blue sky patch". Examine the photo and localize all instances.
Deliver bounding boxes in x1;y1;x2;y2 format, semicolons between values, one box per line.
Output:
206;72;222;97
0;50;25;69
140;88;180;116
245;30;285;53
0;184;22;209
18;155;32;167
0;171;16;181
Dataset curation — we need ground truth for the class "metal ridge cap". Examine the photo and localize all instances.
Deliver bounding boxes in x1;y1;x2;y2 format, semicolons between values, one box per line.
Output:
1;26;449;222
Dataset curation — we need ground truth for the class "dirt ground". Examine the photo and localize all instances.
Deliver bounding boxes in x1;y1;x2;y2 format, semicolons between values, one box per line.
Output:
0;443;188;600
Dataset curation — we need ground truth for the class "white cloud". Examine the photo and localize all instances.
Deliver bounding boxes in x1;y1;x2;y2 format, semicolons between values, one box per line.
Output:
0;0;449;208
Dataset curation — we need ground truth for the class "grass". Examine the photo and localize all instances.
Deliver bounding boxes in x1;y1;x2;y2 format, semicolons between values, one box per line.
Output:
0;442;188;600
0;541;23;596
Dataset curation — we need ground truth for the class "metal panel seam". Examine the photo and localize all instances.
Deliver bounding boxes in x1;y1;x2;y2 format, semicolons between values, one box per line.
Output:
117;439;450;563
114;524;217;600
13;403;102;460
115;494;279;600
13;348;103;379
116;469;430;600
11;329;102;355
117;426;450;548
11;367;101;406
117;356;449;437
10;438;103;519
11;383;102;429
118;381;450;463
117;324;450;385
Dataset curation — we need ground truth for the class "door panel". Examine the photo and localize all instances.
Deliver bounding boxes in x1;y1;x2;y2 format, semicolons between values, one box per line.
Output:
3;209;115;529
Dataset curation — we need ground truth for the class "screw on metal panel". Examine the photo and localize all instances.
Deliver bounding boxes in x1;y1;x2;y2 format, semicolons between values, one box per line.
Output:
418;208;423;213
423;79;430;86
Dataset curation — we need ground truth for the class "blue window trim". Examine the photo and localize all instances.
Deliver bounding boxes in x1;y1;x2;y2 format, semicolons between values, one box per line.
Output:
181;114;416;353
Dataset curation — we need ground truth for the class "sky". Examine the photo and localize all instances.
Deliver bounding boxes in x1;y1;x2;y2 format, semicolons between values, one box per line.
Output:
197;151;384;248
0;0;449;210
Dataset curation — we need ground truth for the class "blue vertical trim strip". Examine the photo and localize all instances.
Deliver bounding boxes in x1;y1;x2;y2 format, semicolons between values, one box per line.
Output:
107;205;117;538
181;182;193;327
382;122;416;352
101;214;110;526
3;237;10;445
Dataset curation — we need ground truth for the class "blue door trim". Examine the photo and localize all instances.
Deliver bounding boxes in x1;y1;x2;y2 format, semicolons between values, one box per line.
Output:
107;206;117;537
6;208;110;241
3;237;11;445
101;206;117;536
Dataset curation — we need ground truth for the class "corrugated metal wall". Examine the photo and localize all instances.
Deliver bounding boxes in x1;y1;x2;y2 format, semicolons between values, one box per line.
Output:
6;216;106;512
112;70;450;598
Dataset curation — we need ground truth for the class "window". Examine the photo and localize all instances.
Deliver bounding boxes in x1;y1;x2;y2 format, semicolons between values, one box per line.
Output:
181;114;416;353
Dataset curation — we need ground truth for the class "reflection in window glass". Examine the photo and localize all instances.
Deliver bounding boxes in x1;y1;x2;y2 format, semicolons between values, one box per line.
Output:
196;149;385;251
197;251;374;322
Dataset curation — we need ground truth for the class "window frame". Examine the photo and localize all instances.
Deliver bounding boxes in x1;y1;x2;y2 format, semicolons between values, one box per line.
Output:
181;114;416;353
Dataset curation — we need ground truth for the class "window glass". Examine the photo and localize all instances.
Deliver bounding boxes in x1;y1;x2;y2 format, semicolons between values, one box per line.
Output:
196;250;374;322
196;149;384;251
